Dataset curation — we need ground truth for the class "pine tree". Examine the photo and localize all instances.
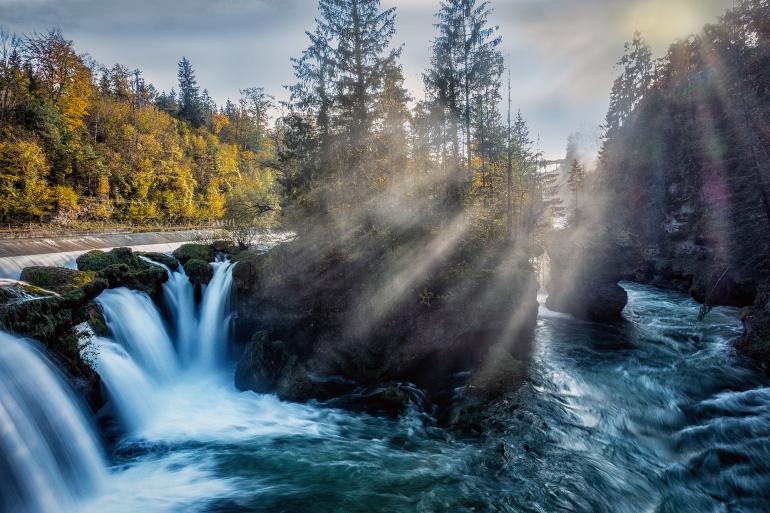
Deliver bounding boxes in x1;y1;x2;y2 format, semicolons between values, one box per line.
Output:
240;87;274;150
603;31;653;140
290;0;404;206
177;57;204;128
426;0;503;184
567;159;585;224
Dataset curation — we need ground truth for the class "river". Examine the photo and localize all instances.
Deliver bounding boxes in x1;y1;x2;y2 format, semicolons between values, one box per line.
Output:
2;257;769;512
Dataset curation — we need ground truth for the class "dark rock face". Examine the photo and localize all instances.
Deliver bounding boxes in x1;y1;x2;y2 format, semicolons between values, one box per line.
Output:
183;259;213;287
738;283;770;373
545;229;633;322
234;331;292;393
232;229;539;418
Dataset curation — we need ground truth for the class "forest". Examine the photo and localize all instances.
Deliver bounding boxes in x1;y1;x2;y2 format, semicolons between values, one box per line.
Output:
0;0;563;249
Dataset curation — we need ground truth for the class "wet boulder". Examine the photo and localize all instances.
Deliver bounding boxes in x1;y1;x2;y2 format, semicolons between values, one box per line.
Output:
450;344;528;430
738;282;770;373
77;247;146;272
183;259;213;287
86;302;109;336
234;331;292;393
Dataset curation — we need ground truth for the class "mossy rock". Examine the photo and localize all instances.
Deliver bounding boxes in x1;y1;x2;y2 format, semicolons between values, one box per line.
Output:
75;248;168;296
184;259;213;286
0;278;109;368
87;302;109;336
0;283;55;305
139;252;179;270
20;266;98;295
173;244;215;265
77;247;146;272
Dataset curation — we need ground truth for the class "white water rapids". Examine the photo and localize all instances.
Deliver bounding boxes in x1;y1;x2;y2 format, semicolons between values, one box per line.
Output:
1;250;770;512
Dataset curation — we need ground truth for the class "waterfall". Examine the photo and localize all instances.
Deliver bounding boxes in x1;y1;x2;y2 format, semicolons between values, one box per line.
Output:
93;340;157;433
96;288;179;383
195;257;236;371
141;258;199;366
94;255;236;434
0;332;106;513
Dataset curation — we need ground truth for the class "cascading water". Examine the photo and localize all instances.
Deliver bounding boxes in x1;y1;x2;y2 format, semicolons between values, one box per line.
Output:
93;340;157;432
139;256;199;366
94;255;236;436
0;332;106;513
96;288;179;383
195;257;236;370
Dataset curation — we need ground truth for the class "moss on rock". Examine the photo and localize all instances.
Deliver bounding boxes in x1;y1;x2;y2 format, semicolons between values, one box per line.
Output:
76;247;146;272
0;278;108;372
183;259;213;286
74;248;168;296
86;302;109;336
20;266;98;295
173;244;214;265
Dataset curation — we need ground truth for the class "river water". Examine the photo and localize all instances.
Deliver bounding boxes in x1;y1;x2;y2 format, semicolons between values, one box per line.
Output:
88;281;770;512
3;268;769;512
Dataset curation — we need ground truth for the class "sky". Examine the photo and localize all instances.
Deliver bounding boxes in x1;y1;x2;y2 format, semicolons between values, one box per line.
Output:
1;0;734;157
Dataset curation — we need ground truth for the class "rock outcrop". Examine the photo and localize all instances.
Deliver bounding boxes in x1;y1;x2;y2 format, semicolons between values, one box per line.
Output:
545;228;635;322
76;247;168;297
232;228;540;419
20;267;98;295
0;277;108;403
738;282;770;374
172;243;215;265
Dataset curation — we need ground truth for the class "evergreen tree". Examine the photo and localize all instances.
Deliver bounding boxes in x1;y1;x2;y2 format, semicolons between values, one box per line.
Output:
603;31;654;140
290;0;405;209
567;159;585;223
426;0;503;184
240;87;274;149
177;57;204;127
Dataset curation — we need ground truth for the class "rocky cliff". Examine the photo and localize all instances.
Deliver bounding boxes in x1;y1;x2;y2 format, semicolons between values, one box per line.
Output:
545;227;635;322
231;227;540;421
